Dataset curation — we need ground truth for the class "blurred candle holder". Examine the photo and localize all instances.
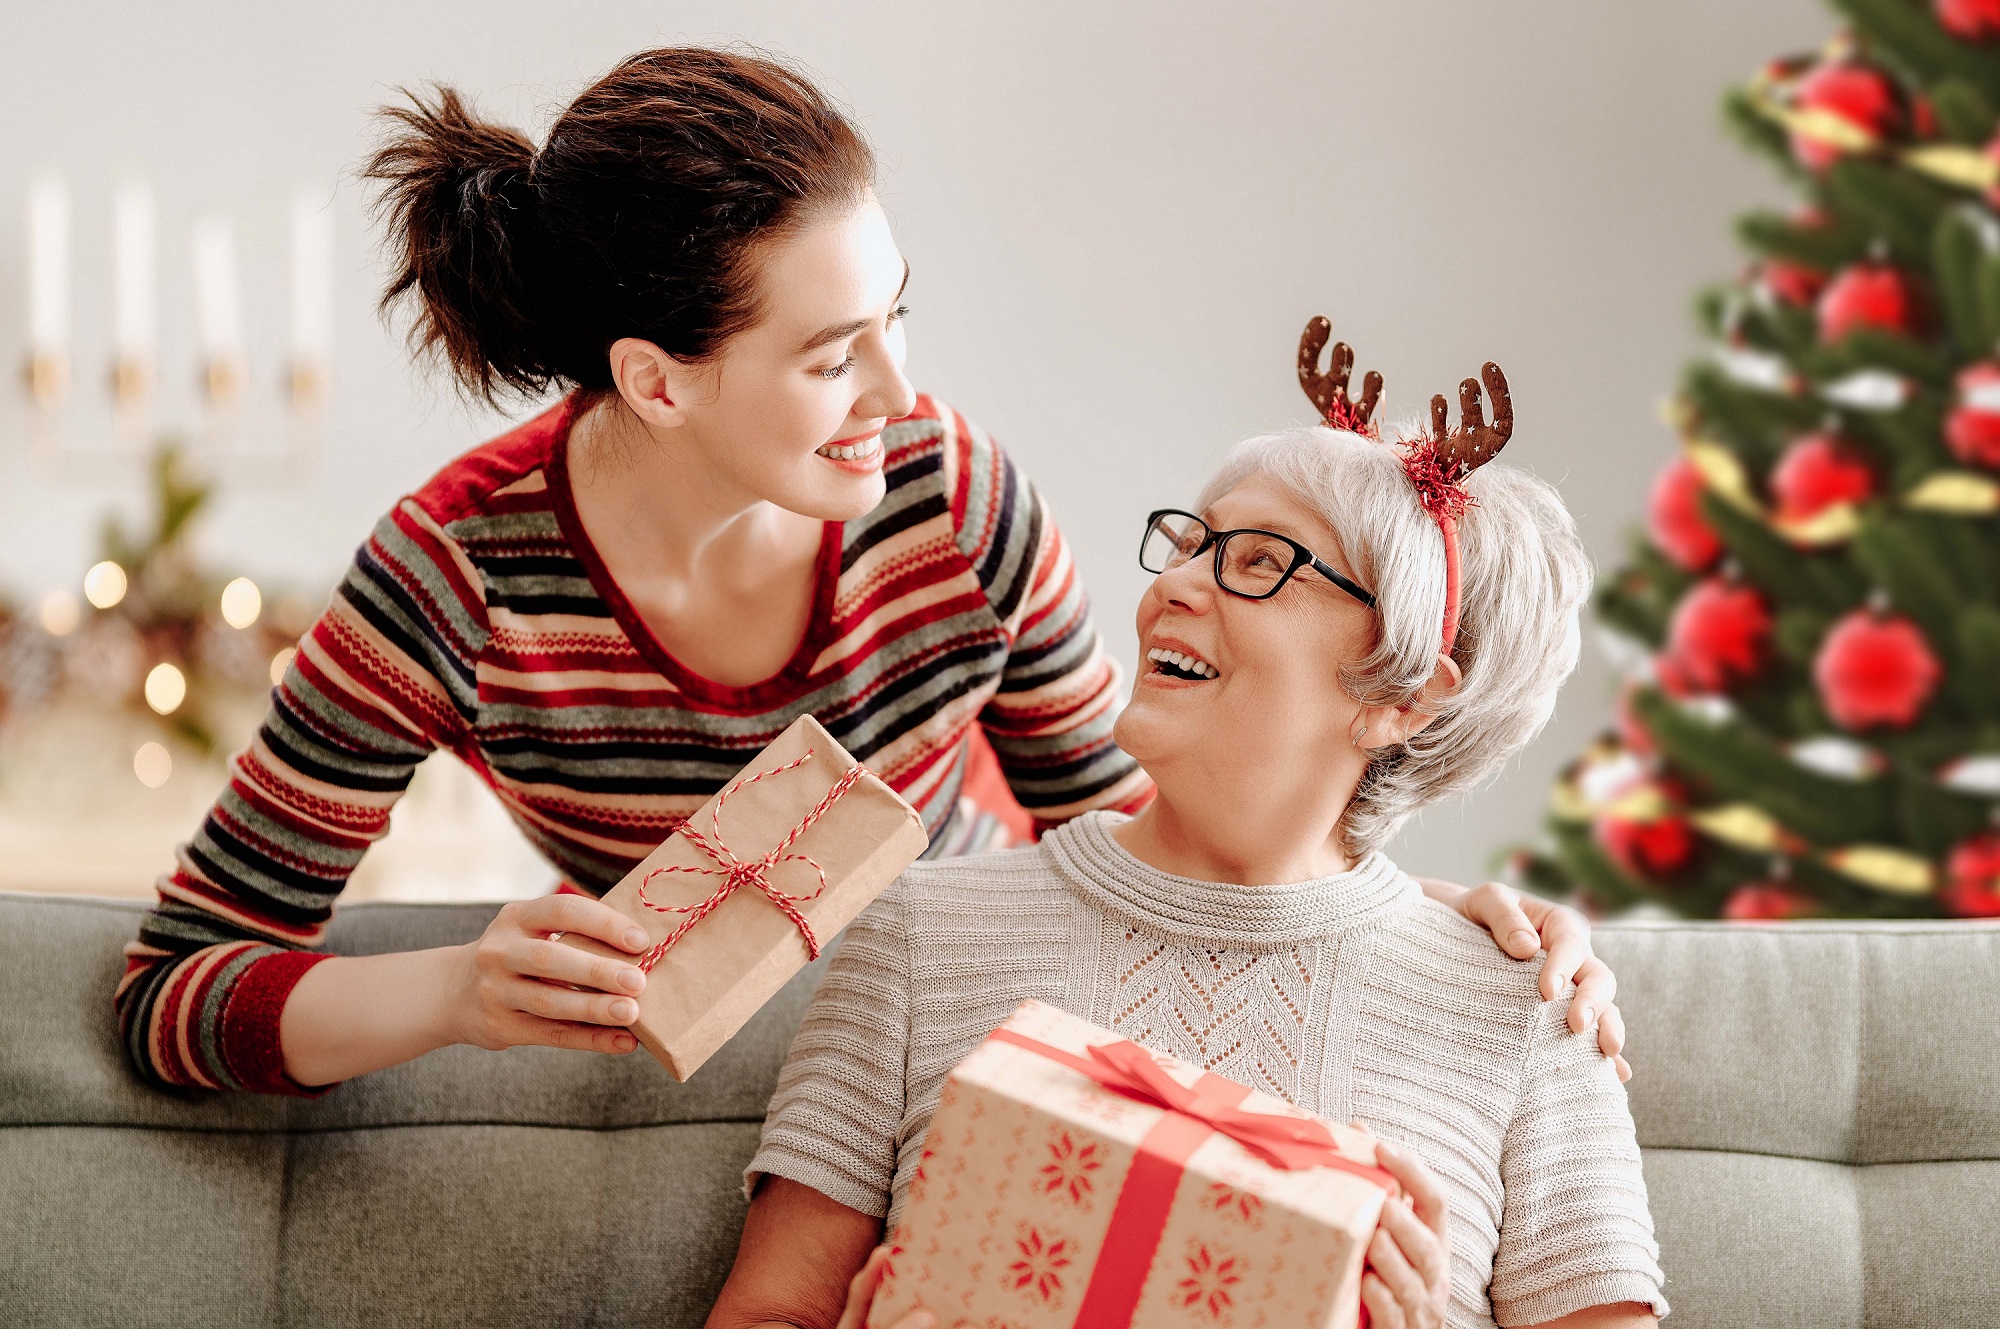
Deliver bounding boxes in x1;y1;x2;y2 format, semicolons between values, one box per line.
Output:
16;177;334;478
110;181;157;416
25;176;70;412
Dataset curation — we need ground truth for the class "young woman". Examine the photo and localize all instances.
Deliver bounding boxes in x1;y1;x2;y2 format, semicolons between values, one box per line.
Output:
712;378;1663;1327
115;50;1620;1098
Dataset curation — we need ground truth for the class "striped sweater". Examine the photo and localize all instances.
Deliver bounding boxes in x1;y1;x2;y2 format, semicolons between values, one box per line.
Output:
117;394;1151;1095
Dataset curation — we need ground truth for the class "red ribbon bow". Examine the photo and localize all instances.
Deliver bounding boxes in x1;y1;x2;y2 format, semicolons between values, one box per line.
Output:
990;1029;1393;1183
633;750;865;973
1085;1039;1388;1176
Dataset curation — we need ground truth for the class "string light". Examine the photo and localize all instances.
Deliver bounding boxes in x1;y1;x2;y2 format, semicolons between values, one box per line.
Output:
38;590;81;637
133;742;172;788
219;576;261;629
83;561;128;610
144;662;186;715
269;646;296;687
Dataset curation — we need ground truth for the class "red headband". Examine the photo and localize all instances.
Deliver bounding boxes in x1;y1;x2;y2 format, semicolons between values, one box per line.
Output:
1296;316;1514;656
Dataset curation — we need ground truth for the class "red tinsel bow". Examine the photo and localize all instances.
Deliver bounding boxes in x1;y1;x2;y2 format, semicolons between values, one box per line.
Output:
633;750;865;972
1395;435;1477;526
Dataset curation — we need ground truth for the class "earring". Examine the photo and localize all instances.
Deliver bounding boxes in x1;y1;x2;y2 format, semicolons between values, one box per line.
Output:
1350;720;1369;749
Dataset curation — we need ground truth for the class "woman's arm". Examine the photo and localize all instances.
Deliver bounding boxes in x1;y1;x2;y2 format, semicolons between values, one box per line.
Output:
1416;877;1629;1079
117;502;640;1092
1526;1306;1657;1328
941;409;1153;829
706;1177;914;1329
277;894;651;1086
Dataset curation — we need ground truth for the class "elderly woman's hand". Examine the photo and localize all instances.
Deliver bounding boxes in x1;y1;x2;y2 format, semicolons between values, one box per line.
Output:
835;1247;932;1329
1363;1139;1453;1329
1417;879;1630;1083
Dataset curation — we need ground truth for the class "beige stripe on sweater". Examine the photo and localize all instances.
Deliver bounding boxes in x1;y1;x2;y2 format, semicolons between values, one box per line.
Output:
751;811;1666;1327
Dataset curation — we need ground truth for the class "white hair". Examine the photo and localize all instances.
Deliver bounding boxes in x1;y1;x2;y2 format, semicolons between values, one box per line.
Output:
1196;425;1593;857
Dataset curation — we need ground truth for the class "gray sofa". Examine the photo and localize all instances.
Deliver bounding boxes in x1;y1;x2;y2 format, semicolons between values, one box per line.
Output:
2;894;1996;1328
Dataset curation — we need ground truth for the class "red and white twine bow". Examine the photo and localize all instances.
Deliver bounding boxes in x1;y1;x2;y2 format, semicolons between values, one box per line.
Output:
633;750;866;972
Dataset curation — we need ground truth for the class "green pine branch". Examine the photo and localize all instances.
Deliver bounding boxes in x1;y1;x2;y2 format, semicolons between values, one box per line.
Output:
1932;78;2000;144
1736;208;1875;270
1824;158;1955;265
1722;87;1809;180
1635;688;1899;844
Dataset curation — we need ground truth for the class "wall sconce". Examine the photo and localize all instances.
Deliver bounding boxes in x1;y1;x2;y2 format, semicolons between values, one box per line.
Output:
25;176;69;411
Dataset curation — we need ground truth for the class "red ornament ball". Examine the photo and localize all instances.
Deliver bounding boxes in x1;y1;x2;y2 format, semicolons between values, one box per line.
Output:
1760;258;1826;308
1790;60;1907;172
1941;831;2000;917
1945;361;2000;469
1595;807;1697;880
1817;262;1921;343
1663;579;1773;694
1769;433;1877;522
1938;0;2000;40
1722;882;1819;920
1645;457;1722;572
1813;608;1943;730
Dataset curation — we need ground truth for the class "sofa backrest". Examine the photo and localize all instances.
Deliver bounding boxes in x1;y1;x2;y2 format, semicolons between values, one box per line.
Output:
3;895;1996;1327
1596;919;2000;1328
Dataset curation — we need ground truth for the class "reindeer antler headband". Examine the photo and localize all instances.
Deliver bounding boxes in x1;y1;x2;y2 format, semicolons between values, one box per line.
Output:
1296;315;1514;656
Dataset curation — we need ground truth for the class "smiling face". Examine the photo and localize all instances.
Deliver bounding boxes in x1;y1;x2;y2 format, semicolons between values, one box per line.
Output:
1114;473;1383;815
632;192;917;521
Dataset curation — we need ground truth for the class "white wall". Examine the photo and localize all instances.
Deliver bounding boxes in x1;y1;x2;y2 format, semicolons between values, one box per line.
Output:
0;0;1831;887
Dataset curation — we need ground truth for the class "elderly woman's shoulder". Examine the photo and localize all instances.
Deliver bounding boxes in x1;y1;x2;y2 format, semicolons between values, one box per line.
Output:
1392;881;1557;1015
877;843;1068;920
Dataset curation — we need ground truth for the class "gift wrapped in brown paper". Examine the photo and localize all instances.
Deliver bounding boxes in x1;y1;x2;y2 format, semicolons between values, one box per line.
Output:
559;714;928;1080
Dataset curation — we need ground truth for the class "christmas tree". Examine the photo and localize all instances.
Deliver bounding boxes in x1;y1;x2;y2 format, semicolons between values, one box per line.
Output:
1523;0;2000;920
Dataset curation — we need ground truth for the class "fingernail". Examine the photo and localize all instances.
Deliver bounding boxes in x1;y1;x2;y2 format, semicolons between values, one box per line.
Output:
1509;929;1536;950
610;999;638;1022
625;928;649;951
619;967;646;994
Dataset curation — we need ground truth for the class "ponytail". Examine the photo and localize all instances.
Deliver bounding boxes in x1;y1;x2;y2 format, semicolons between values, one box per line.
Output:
365;87;551;401
365;49;876;407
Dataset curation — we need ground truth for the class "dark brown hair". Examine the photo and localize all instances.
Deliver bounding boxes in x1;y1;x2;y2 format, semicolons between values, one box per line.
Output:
366;48;875;404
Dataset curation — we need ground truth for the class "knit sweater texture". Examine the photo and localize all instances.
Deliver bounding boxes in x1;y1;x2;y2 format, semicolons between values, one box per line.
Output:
751;811;1666;1327
116;395;1148;1096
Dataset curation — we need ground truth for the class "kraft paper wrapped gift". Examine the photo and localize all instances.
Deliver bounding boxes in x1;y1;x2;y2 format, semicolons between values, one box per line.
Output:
559;714;927;1081
871;1000;1399;1329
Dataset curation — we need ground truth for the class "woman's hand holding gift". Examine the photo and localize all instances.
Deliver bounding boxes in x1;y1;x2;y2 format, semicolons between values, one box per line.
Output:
1419;878;1630;1082
446;895;653;1054
1363;1140;1454;1329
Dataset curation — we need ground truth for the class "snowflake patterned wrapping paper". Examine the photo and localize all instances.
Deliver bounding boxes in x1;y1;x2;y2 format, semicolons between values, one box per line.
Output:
558;714;928;1081
869;999;1399;1329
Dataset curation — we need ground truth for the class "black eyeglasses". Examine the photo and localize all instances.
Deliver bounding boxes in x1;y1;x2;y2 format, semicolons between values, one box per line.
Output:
1138;509;1377;608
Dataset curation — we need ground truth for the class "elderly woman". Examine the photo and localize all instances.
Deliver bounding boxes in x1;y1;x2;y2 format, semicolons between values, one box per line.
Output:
708;342;1665;1329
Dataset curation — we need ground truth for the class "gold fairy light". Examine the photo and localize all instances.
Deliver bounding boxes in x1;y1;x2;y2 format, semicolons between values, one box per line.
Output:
269;646;296;687
83;561;128;610
219;576;262;629
38;590;81;637
144;662;187;715
133;742;172;788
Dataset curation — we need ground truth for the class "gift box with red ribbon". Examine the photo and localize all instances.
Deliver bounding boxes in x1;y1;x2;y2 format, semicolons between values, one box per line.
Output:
559;714;928;1081
870;1000;1399;1329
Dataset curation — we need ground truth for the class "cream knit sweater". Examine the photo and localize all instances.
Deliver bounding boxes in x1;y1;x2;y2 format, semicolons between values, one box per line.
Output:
749;812;1667;1327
